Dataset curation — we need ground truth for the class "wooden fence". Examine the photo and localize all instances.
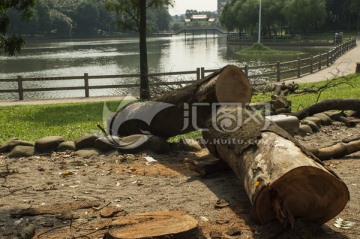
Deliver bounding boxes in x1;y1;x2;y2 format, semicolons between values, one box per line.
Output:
0;38;357;100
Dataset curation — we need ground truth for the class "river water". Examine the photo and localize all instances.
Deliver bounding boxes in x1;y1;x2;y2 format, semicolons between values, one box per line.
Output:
0;35;329;100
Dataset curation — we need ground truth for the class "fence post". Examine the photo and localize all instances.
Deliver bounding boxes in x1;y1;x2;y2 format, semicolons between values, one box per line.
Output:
276;61;281;82
17;76;24;100
297;58;301;78
201;67;205;79
196;68;200;80
329;49;333;64
318;54;321;70
244;65;249;77
84;73;89;97
326;51;330;67
310;56;313;74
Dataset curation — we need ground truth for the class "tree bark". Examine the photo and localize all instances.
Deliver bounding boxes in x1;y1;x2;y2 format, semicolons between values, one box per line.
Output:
202;106;349;227
139;0;150;100
291;99;360;120
108;65;252;138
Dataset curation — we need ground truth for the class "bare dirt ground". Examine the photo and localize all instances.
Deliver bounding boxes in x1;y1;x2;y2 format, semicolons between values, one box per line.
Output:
0;124;359;239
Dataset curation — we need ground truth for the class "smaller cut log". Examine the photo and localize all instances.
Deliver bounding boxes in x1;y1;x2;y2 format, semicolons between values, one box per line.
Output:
309;139;360;160
327;112;356;127
105;211;198;239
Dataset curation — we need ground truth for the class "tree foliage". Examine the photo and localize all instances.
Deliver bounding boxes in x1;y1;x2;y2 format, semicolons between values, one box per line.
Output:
282;0;327;33
104;0;172;33
220;0;360;35
4;0;172;38
0;0;36;55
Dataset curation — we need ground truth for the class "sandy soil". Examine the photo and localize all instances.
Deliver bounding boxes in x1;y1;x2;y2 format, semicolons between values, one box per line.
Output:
0;124;359;239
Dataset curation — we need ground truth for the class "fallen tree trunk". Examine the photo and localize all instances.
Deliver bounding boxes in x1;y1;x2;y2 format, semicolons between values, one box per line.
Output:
108;65;252;138
291;99;360;120
203;106;349;227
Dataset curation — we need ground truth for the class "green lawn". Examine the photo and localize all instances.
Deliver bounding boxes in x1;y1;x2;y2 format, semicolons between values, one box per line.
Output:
0;101;122;143
0;74;359;143
252;74;360;111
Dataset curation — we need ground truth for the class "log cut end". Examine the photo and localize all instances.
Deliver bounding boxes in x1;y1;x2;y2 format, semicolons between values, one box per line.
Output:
215;65;252;104
255;166;350;226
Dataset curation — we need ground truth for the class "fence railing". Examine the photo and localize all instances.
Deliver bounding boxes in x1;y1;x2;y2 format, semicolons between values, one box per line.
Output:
0;38;357;100
227;34;341;46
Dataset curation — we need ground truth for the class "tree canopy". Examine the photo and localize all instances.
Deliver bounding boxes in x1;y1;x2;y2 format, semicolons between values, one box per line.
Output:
0;0;36;55
4;0;172;38
220;0;360;35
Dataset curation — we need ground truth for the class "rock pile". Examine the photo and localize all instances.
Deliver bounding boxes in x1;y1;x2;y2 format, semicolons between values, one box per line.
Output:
298;111;360;136
0;134;203;158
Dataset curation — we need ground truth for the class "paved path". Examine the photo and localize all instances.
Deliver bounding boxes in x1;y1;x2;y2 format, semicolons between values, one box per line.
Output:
285;40;360;84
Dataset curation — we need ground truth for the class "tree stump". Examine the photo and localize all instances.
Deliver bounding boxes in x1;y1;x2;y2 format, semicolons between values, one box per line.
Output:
104;211;198;239
203;106;349;226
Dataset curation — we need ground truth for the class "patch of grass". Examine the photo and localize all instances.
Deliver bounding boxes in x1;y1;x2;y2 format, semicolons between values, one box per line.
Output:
168;131;202;143
237;43;303;55
252;74;360;112
0;74;359;143
0;100;122;143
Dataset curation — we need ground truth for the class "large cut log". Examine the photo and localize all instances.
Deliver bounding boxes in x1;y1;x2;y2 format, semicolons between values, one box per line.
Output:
108;65;252;138
202;106;349;227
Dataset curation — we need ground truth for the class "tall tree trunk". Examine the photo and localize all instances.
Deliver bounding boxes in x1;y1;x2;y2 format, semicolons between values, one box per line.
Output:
139;0;150;100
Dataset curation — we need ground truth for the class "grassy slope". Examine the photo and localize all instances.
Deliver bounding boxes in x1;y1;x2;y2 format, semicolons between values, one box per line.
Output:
0;74;359;143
